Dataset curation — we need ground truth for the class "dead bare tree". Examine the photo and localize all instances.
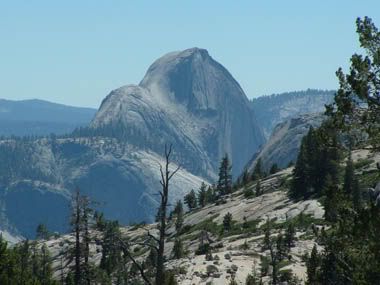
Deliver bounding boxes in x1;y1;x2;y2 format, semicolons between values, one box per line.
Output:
156;144;180;284
119;144;180;285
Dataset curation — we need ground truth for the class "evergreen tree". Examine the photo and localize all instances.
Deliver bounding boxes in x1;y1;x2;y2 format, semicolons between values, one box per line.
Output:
290;126;340;200
36;224;50;240
0;236;57;285
71;189;83;285
172;238;184;259
205;186;216;204
244;186;254;198
310;19;380;283
323;174;340;223
223;212;233;232
93;211;106;231
343;154;355;195
242;169;250;185
81;195;93;285
184;190;197;210
252;158;264;180
255;180;262;197
352;178;362;211
100;221;123;276
284;222;295;250
343;154;362;211
245;264;260;285
173;200;184;232
67;188;95;285
306;245;320;285
319;250;339;285
262;219;271;251
269;163;279;175
38;244;55;285
197;182;207;207
290;136;309;199
217;154;232;195
326;17;380;151
275;232;285;262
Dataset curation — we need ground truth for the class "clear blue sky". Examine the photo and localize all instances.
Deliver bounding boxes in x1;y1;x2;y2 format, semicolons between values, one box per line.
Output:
1;1;379;108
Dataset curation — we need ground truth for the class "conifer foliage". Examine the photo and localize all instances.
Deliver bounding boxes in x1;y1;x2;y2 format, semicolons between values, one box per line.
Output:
305;17;380;285
290;126;340;199
217;154;232;196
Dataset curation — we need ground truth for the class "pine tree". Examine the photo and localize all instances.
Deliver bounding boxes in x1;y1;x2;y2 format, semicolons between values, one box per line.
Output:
326;17;380;151
290;137;309;199
38;244;55;285
276;232;285;261
242;169;250;185
81;195;93;285
255;180;262;197
67;188;94;285
223;212;233;232
343;154;355;195
71;188;83;285
36;223;50;240
174;200;184;232
352;178;362;211
205;186;216;204
307;244;320;285
252;158;264;180
269;163;279;175
244;186;254;198
217;154;232;196
172;238;184;259
284;222;295;250
262;219;271;251
343;154;362;211
197;182;207;207
323;174;340;223
319;249;339;285
100;221;123;276
184;189;197;210
290;125;340;200
94;211;106;231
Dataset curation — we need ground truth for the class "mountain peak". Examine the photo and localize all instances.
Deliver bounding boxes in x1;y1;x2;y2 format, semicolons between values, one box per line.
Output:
92;48;265;177
139;47;248;112
177;47;210;58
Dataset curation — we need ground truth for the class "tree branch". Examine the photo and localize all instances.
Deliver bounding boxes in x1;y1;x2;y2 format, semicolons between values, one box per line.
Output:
117;237;153;285
168;165;181;181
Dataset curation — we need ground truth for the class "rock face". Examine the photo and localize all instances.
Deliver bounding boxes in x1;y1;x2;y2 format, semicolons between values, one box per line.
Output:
0;48;264;238
246;113;325;172
92;48;265;178
250;90;334;139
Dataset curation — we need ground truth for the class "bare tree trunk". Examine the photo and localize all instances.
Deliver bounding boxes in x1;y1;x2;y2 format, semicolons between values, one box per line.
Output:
118;145;179;285
155;144;180;285
73;189;82;285
82;196;91;285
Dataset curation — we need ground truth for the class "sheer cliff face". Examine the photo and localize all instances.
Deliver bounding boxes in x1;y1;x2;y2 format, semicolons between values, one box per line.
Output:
92;48;265;177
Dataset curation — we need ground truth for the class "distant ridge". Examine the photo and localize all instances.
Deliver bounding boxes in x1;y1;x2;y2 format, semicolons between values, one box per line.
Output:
0;99;96;136
250;89;334;138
